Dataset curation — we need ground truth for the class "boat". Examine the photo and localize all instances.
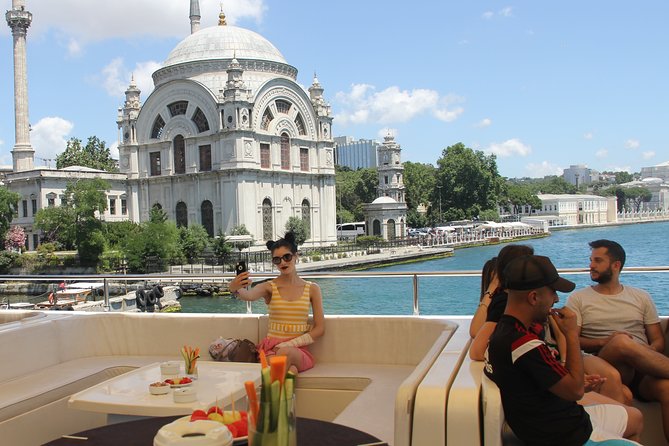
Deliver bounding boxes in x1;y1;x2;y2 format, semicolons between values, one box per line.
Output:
0;270;666;446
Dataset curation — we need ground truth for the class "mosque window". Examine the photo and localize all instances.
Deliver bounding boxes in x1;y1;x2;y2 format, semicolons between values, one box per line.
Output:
201;200;214;237
294;113;306;136
22;200;28;217
121;198;127;215
300;148;309;171
261;108;273;130
168;101;189;117
199;145;212;171
262;199;273;241
151;115;166;139
373;219;382;236
260;143;270;168
31;199;37;216
301;199;311;232
109;198;116;215
387;219;396;239
280;133;290;170
192;108;210;133
174;135;185;174
275;100;291;114
176;202;188;228
150;152;161;176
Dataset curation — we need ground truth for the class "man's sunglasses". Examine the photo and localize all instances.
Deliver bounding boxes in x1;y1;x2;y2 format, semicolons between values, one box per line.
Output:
272;253;294;265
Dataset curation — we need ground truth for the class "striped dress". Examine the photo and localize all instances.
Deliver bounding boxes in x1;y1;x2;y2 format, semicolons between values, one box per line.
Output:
266;280;311;339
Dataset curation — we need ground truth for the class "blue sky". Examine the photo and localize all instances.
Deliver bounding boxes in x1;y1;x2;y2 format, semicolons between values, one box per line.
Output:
1;0;668;178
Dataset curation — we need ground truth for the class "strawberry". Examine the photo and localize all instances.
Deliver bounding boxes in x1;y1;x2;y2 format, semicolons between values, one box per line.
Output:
207;406;223;415
229;419;247;437
226;423;238;438
164;379;174;385
190;410;208;422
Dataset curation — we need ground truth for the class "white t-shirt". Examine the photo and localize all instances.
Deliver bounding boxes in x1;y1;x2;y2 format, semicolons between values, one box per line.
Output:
566;285;660;346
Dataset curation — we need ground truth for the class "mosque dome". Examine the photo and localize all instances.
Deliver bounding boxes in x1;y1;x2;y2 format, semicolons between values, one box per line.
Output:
164;25;287;67
371;196;398;204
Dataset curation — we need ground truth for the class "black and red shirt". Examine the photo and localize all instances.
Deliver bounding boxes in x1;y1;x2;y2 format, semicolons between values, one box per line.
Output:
484;314;592;446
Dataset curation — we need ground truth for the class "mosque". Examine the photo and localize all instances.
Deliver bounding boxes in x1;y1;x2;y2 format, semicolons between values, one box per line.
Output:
4;0;337;250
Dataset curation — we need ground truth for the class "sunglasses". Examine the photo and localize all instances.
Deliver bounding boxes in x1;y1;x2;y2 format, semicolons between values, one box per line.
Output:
272;253;294;265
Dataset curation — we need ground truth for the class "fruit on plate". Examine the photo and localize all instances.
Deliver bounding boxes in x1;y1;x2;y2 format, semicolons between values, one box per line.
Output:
207;413;225;423
207;406;223;415
164;377;193;386
222;410;244;425
190;410;208;422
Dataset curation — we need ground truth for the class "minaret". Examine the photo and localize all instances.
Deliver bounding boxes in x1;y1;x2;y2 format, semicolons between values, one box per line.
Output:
189;0;200;34
6;0;34;171
376;133;406;203
308;74;333;140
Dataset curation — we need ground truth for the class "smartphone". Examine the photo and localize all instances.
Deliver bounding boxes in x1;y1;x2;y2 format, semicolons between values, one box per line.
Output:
235;261;247;275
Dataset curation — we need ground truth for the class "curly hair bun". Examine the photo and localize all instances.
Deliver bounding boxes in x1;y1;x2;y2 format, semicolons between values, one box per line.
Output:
265;240;276;250
284;231;296;244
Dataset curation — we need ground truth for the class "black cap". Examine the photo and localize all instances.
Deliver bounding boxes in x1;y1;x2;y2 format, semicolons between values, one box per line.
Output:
503;255;575;292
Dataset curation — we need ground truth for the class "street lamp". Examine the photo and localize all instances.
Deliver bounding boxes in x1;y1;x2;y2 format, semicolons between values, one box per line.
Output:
436;185;442;224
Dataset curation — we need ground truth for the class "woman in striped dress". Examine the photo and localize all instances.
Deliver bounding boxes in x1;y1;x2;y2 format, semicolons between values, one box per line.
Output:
229;231;325;374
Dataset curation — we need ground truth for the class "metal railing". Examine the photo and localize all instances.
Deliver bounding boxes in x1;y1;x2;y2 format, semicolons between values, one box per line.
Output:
2;266;669;315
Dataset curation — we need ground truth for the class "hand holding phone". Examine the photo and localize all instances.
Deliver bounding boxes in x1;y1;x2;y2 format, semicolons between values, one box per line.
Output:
235;261;247;275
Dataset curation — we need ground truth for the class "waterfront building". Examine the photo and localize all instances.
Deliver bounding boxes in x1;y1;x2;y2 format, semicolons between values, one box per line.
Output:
562;164;600;187
535;194;616;226
641;160;669;182
362;134;407;239
334;136;380;170
5;0;337;248
619;177;669;211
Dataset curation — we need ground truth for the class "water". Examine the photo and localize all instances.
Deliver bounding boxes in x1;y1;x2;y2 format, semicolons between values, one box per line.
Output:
179;221;669;316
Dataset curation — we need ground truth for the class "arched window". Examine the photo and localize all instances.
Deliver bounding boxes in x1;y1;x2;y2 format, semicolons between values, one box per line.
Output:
176;202;188;228
262;199;273;241
174;135;185;174
168;101;188;117
280;133;290;170
261;108;274;130
275;100;291;114
294;113;306;136
201;200;214;237
151;115;165;139
387;219;396;239
373;219;381;236
192;107;210;133
301;199;311;238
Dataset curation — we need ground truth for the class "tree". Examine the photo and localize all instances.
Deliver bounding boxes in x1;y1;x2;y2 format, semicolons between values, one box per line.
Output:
500;181;542;214
178;224;211;260
336;166;379;222
434;143;504;221
56;136;118;172
34;206;77;249
4;225;25;251
624;186;653;212
285;216;309;246
403;162;436;212
213;229;233;260
227;224;254;251
0;187;20;240
122;215;182;273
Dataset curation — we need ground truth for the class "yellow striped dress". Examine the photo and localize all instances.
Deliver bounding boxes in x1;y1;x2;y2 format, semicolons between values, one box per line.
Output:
267;280;311;339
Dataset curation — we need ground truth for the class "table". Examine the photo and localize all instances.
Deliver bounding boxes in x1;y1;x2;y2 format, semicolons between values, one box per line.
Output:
45;416;388;446
68;362;261;418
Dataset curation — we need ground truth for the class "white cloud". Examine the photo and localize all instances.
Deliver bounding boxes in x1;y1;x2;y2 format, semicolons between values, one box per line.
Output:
487;138;532;157
11;0;266;44
334;84;463;126
524;161;563;178
458;39;470;45
31;117;74;160
67;38;82;57
475;118;492;128
625;139;640;149
595;148;608;159
96;58;162;97
642;151;655;160
583;132;593;140
607;165;632;173
482;11;494;19
499;7;513;17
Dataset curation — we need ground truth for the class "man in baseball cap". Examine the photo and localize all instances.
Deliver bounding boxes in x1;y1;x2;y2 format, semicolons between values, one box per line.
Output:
484;255;642;445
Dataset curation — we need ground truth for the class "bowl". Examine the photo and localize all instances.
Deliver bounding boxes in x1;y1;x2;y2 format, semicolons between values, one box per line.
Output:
173;387;197;403
161;361;181;377
154;419;233;446
149;382;170;395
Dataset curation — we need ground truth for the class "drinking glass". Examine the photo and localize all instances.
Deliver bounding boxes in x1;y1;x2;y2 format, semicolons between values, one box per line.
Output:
247;390;296;446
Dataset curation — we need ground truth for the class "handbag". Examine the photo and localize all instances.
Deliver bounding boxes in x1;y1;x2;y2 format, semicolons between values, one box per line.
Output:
209;337;258;363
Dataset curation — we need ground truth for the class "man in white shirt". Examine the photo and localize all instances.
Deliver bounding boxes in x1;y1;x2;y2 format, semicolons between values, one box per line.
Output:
567;239;669;442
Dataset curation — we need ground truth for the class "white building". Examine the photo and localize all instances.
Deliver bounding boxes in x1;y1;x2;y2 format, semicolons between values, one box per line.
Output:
536;194;616;226
562;164;600;187
116;6;337;245
334;137;379;170
619;177;669;211
641;160;669;182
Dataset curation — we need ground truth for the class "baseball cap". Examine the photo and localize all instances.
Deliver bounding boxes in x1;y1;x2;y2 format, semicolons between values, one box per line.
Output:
503;255;575;292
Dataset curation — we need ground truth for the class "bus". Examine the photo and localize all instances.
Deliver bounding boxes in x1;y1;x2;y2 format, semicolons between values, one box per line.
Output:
336;222;366;240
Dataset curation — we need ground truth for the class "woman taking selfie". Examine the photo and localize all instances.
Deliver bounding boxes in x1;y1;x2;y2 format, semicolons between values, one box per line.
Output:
228;231;325;374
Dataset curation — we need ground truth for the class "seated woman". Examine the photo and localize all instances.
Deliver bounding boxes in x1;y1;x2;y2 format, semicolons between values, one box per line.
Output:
228;231;325;374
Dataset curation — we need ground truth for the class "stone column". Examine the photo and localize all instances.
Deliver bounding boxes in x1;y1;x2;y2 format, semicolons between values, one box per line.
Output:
6;0;35;171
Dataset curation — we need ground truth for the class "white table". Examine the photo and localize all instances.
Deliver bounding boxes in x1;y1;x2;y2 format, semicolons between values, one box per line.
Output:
68;361;261;419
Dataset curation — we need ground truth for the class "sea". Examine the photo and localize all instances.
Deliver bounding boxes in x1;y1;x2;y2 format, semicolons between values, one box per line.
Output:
181;221;669;316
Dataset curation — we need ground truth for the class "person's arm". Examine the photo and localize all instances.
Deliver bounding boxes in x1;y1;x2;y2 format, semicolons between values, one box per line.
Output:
470;321;496;360
548;307;585;401
548;314;567;363
645;322;665;353
469;291;493;338
228;272;270;302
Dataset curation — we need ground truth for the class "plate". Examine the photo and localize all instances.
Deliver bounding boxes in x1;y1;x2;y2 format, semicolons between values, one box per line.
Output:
174;416;247;444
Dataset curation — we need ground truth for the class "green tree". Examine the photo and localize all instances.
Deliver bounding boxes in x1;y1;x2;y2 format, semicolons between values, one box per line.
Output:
403;162;436;212
335;166;379;222
227;224;254;251
285;216;309;246
122;215;182;273
434;143;503;222
213;229;233;260
534;176;576;194
0;186;20;240
34;206;77;249
624;186;653;212
178;224;211;260
56;136;118;172
104;221;140;248
500;181;542;214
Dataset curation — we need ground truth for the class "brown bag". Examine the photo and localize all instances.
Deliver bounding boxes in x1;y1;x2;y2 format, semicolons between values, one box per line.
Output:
209;337;258;363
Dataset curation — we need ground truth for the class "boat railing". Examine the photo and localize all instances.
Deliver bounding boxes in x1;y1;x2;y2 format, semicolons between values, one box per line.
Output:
2;266;669;315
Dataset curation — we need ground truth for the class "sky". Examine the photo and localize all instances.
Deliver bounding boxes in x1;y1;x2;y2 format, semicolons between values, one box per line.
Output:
1;0;668;178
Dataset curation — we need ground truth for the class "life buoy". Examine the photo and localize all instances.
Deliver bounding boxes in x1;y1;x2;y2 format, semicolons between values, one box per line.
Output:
135;289;147;311
146;289;157;306
153;285;164;298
